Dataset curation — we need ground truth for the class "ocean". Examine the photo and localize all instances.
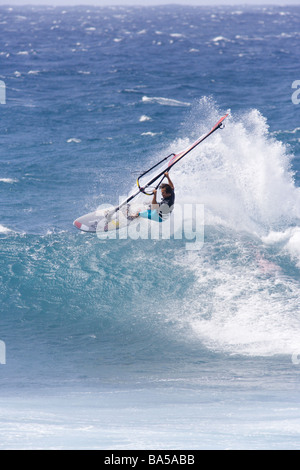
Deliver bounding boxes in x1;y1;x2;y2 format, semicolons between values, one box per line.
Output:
0;4;300;450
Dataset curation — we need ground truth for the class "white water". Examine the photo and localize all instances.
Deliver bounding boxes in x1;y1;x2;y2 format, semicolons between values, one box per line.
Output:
164;100;300;357
173;100;300;237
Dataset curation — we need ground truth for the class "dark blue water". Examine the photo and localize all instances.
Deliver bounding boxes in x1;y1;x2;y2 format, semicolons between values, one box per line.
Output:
0;5;300;449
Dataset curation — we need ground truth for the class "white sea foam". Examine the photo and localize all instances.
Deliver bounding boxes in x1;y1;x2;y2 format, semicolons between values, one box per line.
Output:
142;95;191;107
139;115;151;122
175;235;300;357
167;99;300;357
0;178;18;183
189;267;300;356
172;101;300;236
141;131;160;137
0;224;12;234
273;127;300;135
212;36;233;44
262;227;300;267
67;138;81;143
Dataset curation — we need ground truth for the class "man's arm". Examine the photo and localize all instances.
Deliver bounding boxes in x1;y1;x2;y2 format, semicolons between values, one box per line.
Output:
152;189;158;205
151;189;159;210
164;172;174;190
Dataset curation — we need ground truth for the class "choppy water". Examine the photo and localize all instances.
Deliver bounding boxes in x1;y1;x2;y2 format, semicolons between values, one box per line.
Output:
0;4;300;449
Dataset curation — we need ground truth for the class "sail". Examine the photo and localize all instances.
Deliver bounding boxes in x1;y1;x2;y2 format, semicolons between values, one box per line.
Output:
73;113;229;232
137;113;229;196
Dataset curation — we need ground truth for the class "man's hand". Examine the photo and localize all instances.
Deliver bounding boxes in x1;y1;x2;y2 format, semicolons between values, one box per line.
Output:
163;172;174;190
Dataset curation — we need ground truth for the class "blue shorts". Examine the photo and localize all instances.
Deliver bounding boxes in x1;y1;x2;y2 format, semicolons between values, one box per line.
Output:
139;209;163;223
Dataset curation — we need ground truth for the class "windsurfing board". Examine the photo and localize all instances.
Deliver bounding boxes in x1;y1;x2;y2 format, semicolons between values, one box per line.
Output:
73;203;144;233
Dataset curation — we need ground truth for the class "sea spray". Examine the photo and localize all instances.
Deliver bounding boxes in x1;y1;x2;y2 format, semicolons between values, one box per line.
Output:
172;100;300;236
165;101;300;356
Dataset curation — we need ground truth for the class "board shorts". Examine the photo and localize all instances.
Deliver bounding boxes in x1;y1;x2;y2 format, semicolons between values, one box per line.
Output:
138;209;163;223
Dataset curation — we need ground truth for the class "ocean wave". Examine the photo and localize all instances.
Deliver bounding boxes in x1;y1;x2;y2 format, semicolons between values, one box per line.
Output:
141;131;161;137
212;36;232;43
1;5;299;373
0;224;13;234
262;226;300;268
139;115;151;122
171;100;300;236
152;99;300;356
174;227;300;357
67;138;81;143
0;178;18;183
142;95;191;107
272;127;300;135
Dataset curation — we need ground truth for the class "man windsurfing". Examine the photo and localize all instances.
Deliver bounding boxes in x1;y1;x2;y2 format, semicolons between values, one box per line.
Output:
130;172;175;222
